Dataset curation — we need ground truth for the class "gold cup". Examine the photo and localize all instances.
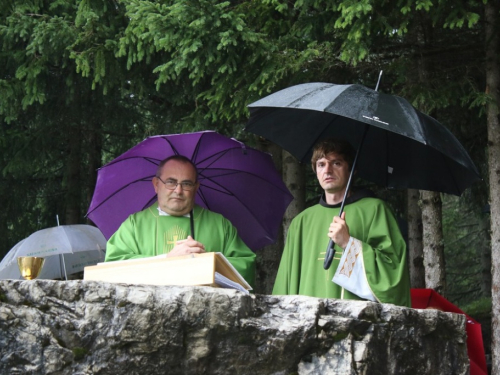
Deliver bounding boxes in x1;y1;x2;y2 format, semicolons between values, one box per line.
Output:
17;257;46;280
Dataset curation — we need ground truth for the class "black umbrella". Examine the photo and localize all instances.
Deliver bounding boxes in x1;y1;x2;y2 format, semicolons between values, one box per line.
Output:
246;82;481;268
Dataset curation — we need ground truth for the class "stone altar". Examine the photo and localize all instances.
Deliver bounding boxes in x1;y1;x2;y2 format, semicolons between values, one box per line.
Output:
0;280;468;374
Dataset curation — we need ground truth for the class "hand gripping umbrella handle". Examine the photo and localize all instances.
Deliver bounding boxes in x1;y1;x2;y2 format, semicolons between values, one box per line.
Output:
323;209;343;270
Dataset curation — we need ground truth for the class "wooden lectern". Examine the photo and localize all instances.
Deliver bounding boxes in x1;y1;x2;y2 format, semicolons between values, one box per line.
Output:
83;252;251;293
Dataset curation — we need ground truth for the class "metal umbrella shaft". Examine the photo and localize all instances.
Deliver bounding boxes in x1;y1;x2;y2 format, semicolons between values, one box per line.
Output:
323;124;368;270
324;71;381;270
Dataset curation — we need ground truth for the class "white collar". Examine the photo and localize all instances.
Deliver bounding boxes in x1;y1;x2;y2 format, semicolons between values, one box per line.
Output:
157;206;190;218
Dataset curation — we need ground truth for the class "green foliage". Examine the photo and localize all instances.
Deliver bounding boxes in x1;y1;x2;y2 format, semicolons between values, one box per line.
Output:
117;0;281;123
442;195;490;306
0;0;148;257
462;296;491;318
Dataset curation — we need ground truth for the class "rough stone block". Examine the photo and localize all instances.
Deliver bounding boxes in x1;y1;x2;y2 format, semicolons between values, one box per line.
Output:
0;280;468;374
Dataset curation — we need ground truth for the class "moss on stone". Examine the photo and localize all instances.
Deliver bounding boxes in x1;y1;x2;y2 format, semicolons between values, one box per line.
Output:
72;347;89;361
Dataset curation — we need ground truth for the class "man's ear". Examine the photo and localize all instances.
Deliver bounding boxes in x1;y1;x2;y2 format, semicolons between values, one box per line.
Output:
152;177;159;193
193;181;201;193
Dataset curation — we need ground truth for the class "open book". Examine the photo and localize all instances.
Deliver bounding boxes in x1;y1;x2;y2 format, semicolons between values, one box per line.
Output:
83;252;251;294
214;272;248;293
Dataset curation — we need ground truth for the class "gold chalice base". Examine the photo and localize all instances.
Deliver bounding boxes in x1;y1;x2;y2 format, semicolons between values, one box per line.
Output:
17;256;45;280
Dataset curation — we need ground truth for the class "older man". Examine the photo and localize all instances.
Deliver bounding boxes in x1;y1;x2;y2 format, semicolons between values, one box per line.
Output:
105;155;256;287
272;138;410;306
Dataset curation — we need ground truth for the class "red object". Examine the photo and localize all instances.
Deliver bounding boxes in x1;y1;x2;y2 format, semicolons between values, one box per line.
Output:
411;289;487;375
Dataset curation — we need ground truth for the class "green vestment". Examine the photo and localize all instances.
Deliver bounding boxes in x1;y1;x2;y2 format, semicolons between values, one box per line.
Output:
272;192;411;307
105;204;256;287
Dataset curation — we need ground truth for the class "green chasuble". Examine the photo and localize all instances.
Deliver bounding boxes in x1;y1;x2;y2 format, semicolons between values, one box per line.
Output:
105;204;256;288
272;191;411;307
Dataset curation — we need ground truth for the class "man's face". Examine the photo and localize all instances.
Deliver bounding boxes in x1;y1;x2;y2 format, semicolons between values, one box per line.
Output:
315;152;350;194
153;159;199;216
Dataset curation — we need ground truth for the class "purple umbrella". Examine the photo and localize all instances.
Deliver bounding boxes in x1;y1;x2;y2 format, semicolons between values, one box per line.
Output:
87;131;293;251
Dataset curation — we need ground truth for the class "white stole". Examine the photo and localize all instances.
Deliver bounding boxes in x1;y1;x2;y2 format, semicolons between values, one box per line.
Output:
332;237;377;302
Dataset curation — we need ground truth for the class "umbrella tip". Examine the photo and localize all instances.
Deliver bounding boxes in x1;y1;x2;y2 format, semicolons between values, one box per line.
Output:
375;70;383;91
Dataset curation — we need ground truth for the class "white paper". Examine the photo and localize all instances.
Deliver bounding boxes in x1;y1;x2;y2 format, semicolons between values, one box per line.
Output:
332;237;376;301
215;272;249;294
215;252;252;290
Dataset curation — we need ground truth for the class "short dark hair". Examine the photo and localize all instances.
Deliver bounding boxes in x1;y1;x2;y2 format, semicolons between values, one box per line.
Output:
156;155;198;181
311;138;355;173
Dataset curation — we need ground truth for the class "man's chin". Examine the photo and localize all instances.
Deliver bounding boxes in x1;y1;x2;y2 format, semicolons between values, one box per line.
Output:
169;204;194;215
324;185;346;194
322;182;338;190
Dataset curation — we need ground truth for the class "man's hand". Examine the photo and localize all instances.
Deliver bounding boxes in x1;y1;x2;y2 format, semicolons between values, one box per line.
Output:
328;212;350;249
166;236;206;257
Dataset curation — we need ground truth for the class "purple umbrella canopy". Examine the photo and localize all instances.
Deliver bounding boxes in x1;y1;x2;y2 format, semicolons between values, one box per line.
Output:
87;131;294;251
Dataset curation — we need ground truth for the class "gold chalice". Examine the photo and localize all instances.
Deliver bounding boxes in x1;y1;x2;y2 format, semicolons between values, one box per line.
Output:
17;257;45;280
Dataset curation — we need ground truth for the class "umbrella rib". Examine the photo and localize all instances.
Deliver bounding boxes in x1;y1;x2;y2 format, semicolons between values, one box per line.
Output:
160;133;247;175
198;168;292;195
87;176;156;215
103;155;162;168
195;149;292;196
287;83;333;108
190;133;204;163
161;137;182;158
60;226;73;254
156;133;278;190
196;187;209;209
197;182;233;197
195;148;239;172
196;184;276;238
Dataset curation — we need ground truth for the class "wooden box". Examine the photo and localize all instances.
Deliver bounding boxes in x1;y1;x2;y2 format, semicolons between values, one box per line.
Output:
83;252;251;292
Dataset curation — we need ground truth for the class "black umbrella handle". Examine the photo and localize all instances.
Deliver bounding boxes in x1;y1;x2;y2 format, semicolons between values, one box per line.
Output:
190;210;195;240
323;240;336;269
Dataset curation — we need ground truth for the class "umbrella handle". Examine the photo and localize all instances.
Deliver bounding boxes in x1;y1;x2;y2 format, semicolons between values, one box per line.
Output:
323;240;336;269
190;210;195;240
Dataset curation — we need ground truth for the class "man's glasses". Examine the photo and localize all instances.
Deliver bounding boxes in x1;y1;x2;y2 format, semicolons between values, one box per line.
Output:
156;177;196;191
